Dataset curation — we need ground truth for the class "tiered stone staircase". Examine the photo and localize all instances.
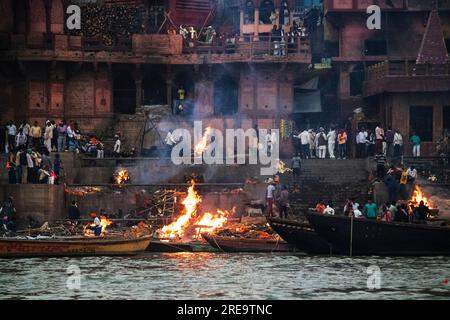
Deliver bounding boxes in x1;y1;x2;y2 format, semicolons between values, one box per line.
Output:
282;159;371;214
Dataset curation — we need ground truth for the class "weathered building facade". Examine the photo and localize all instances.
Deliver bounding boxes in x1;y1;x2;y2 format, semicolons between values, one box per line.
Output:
324;0;450;155
0;0;449;156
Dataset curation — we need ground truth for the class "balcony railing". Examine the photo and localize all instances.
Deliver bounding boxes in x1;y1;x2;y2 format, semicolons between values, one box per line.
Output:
5;33;311;62
182;35;310;58
366;60;450;81
325;0;450;11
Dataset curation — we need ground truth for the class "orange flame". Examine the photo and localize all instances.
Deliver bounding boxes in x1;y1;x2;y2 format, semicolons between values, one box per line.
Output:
411;185;432;208
276;159;293;174
160;180;234;240
114;169;130;185
84;216;113;237
194;127;213;156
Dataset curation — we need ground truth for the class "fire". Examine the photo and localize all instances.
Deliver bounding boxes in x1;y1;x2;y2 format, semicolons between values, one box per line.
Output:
276;159;292;174
160;180;234;240
84;216;113;237
411;185;432;208
114;169;130;185
194;127;213;156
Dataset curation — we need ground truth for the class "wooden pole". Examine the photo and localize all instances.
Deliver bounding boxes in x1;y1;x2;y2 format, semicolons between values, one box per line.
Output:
349;214;354;257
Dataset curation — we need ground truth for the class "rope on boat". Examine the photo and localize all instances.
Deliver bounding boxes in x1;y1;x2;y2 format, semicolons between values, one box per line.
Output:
350;215;354;257
211;235;226;253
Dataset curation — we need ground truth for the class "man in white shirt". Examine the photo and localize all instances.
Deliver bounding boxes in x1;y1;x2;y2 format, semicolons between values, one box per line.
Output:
327;129;336;159
353;205;363;218
356;129;367;158
393;130;403;158
266;179;277;217
113;135;121;157
296;129;310;159
375;125;384;154
323;202;335;215
407;166;417;181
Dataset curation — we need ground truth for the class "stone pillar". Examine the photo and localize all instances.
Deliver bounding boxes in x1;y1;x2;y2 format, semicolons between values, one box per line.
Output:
254;9;259;40
135;79;142;110
239;9;244;37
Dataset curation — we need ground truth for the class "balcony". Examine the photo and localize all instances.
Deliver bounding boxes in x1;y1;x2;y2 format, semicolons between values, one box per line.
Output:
1;33;311;65
325;0;450;12
363;60;450;96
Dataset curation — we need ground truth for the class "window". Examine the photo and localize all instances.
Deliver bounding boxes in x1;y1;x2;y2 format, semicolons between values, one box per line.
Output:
259;0;275;24
410;106;433;142
244;0;255;24
350;65;364;96
364;39;387;56
444;106;450;132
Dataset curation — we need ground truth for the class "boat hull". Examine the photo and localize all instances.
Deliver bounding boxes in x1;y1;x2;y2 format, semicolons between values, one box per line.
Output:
202;234;294;252
306;213;450;256
268;218;332;254
0;236;151;258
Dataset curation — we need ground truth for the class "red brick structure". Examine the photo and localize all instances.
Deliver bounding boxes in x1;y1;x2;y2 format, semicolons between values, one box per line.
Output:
2;0;449;157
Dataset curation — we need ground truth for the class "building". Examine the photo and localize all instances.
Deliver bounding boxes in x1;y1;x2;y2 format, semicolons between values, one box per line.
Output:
0;0;448;157
324;0;450;156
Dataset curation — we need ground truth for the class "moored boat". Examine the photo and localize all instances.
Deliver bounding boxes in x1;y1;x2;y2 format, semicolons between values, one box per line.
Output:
306;213;450;256
147;239;218;252
202;233;294;252
0;236;151;258
267;218;332;254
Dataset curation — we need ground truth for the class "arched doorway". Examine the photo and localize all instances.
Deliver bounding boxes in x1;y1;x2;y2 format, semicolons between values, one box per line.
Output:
279;0;290;26
244;0;255;24
214;74;238;115
259;0;274;24
113;73;136;114
142;72;167;105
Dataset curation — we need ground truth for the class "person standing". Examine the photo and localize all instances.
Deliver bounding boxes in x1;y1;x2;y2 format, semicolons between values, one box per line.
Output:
0;196;16;232
393;130;403;158
363;199;378;220
291;154;301;180
19;121;31;147
15;128;27;150
276;185;289;219
51;121;58;152
26;149;35;183
410;132;421;157
113;134;121;157
44;121;53;153
266;178;276;217
30;121;42;148
385;127;395;158
6;121;17;152
53;153;62;185
337;129;348;159
308;129;316;158
57;121;67;152
356;128;367;158
296;129;310;159
68;200;81;220
374;152;387;180
316;128;327;159
375;125;385;155
327;128;336;159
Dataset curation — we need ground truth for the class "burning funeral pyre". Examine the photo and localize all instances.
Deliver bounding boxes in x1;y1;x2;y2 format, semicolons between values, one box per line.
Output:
158;180;235;241
410;185;433;208
114;169;130;185
83;216;113;237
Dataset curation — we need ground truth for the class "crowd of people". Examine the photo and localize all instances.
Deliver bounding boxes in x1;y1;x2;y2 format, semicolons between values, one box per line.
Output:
292;124;425;160
1;120;124;185
313;197;431;225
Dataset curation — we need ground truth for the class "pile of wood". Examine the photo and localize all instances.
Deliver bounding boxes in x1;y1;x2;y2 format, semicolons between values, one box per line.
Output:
135;189;184;219
215;223;276;240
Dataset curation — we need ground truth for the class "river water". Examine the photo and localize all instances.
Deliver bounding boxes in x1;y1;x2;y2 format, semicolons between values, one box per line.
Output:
1;253;450;300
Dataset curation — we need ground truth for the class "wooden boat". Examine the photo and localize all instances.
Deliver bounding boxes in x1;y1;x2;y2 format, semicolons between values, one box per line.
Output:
306;212;450;256
147;240;218;252
267;218;332;254
202;233;294;252
0;236;151;258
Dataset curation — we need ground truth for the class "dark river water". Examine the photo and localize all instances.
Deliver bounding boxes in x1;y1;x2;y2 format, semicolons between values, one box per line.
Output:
1;253;450;300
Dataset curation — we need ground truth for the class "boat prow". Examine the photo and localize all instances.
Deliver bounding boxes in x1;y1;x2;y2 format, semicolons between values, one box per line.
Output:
306;213;450;256
267;217;332;254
